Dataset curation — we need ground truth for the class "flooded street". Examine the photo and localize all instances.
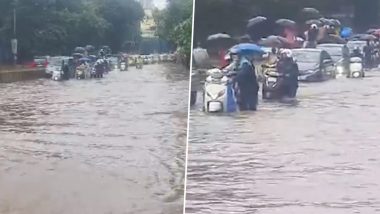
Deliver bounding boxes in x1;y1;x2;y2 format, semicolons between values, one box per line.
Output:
186;70;380;213
0;64;188;214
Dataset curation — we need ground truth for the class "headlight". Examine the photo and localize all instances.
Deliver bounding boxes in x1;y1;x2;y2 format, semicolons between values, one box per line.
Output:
336;66;344;74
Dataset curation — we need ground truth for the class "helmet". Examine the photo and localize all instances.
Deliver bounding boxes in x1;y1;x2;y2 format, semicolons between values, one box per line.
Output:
311;24;318;29
280;49;292;58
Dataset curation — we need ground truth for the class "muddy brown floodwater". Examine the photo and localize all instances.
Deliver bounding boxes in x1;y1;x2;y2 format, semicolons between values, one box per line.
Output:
186;70;380;214
0;64;188;214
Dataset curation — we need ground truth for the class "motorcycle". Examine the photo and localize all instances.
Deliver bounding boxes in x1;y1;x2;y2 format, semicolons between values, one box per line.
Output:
203;69;228;113
262;65;287;99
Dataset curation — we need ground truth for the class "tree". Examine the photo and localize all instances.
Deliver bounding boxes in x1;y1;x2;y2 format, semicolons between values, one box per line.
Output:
0;0;144;63
153;0;193;67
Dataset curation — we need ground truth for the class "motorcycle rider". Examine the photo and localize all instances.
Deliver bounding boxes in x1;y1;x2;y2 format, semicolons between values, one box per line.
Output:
277;49;299;98
351;46;363;58
304;24;319;48
342;44;350;76
234;53;259;111
363;40;373;69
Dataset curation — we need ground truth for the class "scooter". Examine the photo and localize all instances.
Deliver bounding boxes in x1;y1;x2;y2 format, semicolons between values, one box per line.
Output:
52;69;63;81
262;68;287;100
348;57;365;78
203;69;228;113
76;69;85;79
120;62;127;71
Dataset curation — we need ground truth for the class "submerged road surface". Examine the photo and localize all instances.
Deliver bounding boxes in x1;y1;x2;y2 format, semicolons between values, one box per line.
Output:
0;64;188;214
186;71;380;214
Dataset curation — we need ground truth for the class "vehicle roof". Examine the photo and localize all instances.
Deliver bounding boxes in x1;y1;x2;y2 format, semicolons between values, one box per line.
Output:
317;44;344;47
292;48;323;53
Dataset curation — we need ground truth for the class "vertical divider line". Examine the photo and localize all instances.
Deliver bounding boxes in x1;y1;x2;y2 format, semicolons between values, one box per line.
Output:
183;0;196;213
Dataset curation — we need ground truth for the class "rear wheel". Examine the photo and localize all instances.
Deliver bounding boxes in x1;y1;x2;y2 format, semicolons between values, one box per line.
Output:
262;88;271;99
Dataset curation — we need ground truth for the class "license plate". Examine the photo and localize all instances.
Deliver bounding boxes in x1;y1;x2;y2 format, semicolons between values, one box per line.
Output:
268;77;277;82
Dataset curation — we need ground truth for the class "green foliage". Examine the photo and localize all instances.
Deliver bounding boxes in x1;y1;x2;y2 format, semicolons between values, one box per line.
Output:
0;0;144;60
153;0;193;66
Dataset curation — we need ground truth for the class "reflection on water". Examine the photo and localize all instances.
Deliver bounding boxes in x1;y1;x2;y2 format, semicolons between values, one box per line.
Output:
0;64;188;214
186;72;380;214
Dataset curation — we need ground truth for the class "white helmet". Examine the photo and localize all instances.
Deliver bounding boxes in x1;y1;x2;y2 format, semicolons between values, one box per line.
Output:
280;49;292;58
311;24;318;29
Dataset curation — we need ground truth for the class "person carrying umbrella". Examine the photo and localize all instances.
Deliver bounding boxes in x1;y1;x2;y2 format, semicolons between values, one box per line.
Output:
304;24;319;48
363;40;373;69
342;44;350;77
277;49;299;98
234;53;259;111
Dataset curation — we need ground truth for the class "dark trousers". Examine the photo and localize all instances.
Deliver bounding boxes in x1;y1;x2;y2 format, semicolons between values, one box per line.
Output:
239;91;258;111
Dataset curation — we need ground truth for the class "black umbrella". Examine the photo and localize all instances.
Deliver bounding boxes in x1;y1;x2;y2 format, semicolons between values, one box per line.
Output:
258;36;283;48
306;19;322;26
330;19;341;27
247;16;267;29
349;34;377;41
74;47;86;53
320;18;334;26
275;19;296;27
85;45;95;52
207;33;234;48
359;34;377;41
302;7;320;15
366;29;377;34
301;7;320;19
238;34;252;43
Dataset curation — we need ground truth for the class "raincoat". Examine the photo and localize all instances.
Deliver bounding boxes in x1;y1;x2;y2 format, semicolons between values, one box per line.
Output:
235;57;259;111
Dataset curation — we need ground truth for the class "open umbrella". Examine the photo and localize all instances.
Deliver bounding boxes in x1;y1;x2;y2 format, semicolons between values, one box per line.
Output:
238;34;252;43
371;29;380;37
247;16;267;29
306;19;322;26
74;47;86;53
302;7;320;14
230;43;265;55
258;38;282;48
341;27;353;38
350;34;377;41
367;28;378;34
301;8;320;19
319;18;334;26
275;19;296;27
207;33;234;48
330;19;341;27
79;57;91;62
72;53;84;58
192;47;210;68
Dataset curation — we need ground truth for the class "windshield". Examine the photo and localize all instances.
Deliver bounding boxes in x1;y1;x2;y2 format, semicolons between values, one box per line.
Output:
48;57;63;66
317;46;342;62
292;50;320;63
347;41;366;52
